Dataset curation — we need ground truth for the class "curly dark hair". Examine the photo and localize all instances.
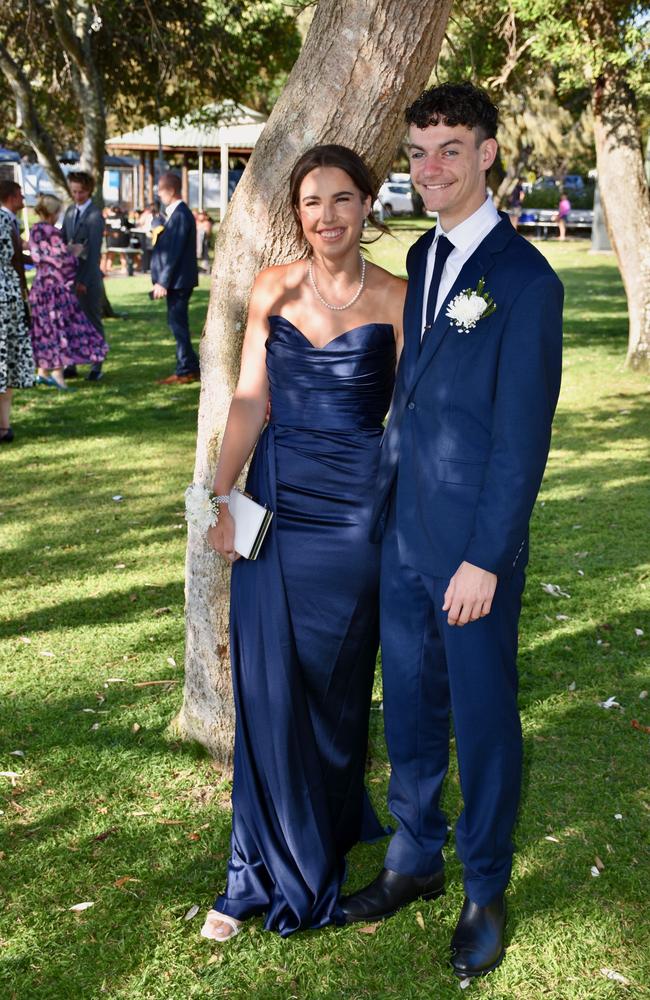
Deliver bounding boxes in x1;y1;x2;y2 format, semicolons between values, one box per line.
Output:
405;82;499;142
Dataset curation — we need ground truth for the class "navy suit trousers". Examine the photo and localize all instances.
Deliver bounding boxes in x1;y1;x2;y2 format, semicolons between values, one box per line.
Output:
381;501;524;905
167;288;200;376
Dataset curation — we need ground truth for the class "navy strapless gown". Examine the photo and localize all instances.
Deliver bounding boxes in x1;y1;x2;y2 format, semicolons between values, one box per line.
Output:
214;315;396;936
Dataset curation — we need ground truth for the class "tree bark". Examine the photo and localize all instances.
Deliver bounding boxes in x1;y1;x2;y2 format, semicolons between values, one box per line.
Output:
50;0;106;201
593;72;650;369
0;39;69;199
177;0;454;762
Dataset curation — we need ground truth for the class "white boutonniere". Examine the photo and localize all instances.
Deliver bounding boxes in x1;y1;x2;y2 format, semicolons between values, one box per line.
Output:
446;278;496;333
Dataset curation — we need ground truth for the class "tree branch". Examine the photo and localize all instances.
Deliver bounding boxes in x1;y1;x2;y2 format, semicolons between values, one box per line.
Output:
0;35;69;196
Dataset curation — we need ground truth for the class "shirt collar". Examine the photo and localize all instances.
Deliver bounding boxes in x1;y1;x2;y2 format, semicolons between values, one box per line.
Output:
165;198;182;217
75;199;92;216
435;196;499;252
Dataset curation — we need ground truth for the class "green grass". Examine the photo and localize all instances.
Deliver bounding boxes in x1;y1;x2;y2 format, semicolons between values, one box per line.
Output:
1;242;649;1000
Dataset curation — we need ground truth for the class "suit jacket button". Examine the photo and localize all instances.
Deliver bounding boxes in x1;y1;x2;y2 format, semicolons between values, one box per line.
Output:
408;401;415;410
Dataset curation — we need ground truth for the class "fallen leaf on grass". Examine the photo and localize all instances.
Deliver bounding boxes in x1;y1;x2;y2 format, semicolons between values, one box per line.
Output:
129;593;138;602
184;904;200;920
590;866;600;877
115;563;126;570
133;679;177;687
167;657;177;667
93;827;119;842
358;923;380;934
545;835;560;843
568;681;577;691
0;772;20;786
188;832;201;841
634;628;644;637
541;583;571;598
104;678;127;684
640;691;648;700
205;953;221;966
594;856;605;872
131;723;142;734
631;719;650;734
415;910;425;930
39;651;55;658
600;968;631;985
9;750;24;757
556;614;571;621
114;876;140;888
69;901;95;912
18;636;31;644
614;813;623;820
90;723;100;731
156;819;185;826
112;495;124;502
459;979;472;990
598;696;621;710
153;607;172;616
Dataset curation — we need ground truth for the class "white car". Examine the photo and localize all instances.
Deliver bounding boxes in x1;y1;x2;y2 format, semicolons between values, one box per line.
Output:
375;180;413;216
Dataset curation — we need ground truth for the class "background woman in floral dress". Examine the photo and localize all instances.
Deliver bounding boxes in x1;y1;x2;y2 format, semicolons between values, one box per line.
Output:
0;204;33;443
29;195;108;391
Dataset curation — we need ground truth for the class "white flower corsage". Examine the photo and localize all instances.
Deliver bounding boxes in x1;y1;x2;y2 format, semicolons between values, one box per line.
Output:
184;483;221;532
446;277;496;333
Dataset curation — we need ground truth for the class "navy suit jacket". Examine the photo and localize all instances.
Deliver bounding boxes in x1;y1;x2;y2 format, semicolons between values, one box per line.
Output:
372;213;563;580
150;201;198;290
62;201;103;288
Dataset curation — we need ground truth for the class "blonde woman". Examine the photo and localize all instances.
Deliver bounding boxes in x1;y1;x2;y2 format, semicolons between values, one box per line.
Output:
29;194;108;390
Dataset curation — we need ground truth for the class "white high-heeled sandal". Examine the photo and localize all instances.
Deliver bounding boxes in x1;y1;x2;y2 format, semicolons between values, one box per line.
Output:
200;909;243;942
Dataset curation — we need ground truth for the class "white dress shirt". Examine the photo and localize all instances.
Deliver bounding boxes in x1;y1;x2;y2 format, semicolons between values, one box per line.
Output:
165;198;182;219
420;196;500;338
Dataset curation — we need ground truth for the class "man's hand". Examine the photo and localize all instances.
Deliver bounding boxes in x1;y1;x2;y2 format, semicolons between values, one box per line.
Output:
152;282;168;299
443;561;497;627
75;282;87;295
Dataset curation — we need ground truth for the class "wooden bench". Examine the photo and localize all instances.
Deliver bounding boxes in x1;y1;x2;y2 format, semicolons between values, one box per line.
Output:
518;210;593;240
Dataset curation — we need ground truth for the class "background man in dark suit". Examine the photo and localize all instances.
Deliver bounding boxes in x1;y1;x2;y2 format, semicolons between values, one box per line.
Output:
62;171;106;382
341;83;563;980
151;171;200;385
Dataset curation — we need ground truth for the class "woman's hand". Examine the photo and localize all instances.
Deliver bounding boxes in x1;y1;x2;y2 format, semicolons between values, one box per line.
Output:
206;507;240;563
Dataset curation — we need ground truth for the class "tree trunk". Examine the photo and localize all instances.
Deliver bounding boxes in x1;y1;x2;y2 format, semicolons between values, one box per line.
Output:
0;40;69;199
177;0;454;762
50;0;106;202
593;72;650;369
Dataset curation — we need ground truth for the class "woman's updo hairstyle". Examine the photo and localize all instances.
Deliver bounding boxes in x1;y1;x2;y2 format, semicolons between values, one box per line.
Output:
289;144;389;250
35;194;63;220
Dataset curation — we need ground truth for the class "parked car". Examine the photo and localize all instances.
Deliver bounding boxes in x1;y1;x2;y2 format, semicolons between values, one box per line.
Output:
562;174;585;191
375;180;413;216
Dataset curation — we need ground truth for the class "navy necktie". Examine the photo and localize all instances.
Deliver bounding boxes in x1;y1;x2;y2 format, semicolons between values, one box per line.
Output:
421;234;454;348
73;208;80;232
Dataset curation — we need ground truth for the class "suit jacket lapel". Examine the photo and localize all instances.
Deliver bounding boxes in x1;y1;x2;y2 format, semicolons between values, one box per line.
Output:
406;216;513;396
400;226;435;388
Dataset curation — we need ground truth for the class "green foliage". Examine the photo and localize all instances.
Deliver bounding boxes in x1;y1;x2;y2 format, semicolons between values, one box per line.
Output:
511;0;650;102
0;1;301;151
1;246;649;998
524;187;594;209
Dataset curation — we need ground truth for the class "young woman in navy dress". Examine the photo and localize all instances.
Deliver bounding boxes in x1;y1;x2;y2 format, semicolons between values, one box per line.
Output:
202;146;405;941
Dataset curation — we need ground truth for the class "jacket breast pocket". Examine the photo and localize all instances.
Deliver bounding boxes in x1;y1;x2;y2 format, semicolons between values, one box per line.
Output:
437;458;487;486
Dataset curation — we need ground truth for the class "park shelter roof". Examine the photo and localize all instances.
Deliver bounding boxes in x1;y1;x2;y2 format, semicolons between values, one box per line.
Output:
106;101;267;155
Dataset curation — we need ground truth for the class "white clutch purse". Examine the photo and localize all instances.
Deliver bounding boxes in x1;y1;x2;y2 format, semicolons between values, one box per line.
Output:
228;488;273;560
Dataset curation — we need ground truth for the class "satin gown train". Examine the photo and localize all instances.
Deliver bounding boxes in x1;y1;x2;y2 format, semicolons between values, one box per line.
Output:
214;316;395;936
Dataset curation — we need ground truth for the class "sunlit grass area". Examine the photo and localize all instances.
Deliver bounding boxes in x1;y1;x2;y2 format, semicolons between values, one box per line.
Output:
1;240;649;999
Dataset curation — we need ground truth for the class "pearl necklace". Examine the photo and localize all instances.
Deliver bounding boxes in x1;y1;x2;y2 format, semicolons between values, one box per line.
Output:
308;254;366;311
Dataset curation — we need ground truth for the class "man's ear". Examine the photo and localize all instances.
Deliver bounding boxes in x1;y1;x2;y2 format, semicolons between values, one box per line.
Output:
481;138;499;173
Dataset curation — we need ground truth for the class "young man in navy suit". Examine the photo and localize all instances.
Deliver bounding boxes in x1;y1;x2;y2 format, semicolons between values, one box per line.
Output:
342;83;563;978
151;172;200;385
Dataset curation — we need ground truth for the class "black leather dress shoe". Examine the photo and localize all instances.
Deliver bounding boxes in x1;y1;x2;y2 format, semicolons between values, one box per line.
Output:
340;867;444;923
450;895;506;978
63;365;78;378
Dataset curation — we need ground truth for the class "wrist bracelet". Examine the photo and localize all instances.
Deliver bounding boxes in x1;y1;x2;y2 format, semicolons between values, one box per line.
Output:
214;494;230;504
